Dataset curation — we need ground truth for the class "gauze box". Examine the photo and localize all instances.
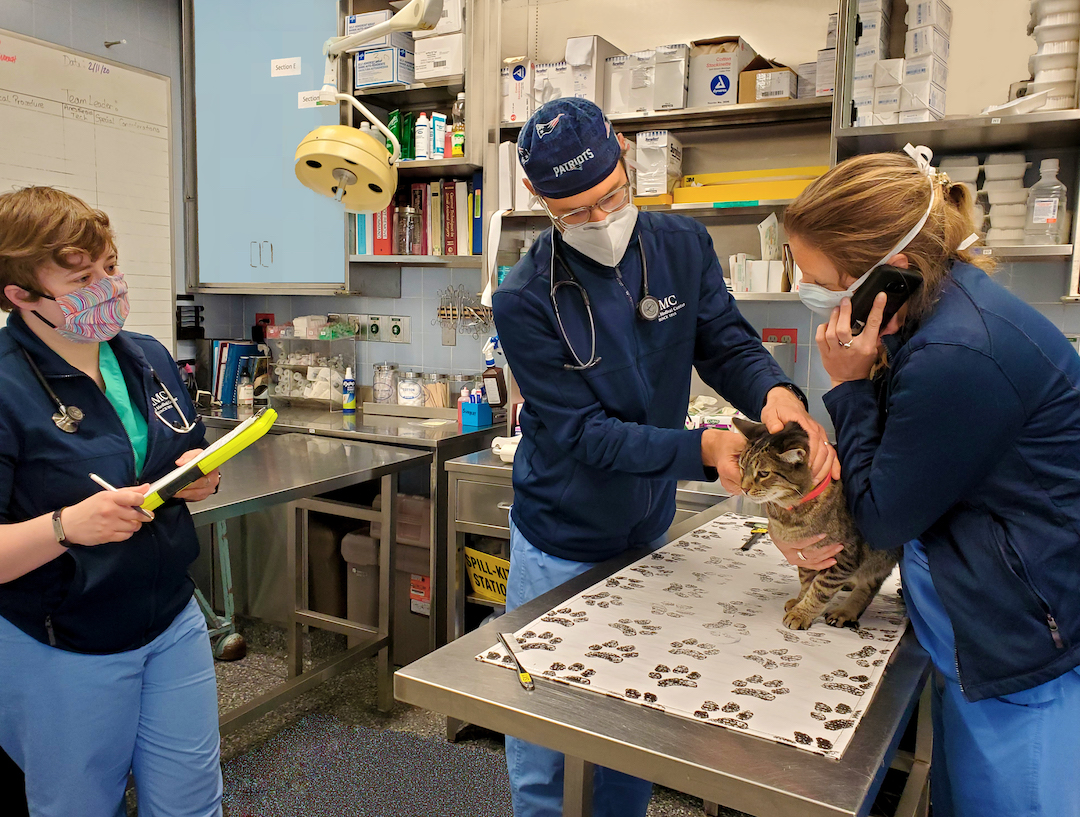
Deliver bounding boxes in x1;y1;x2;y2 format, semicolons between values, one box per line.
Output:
905;26;950;61
900;81;946;115
904;54;949;89
875;58;906;87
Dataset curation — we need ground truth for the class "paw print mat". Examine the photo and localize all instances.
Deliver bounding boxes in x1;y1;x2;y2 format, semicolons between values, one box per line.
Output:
477;513;907;759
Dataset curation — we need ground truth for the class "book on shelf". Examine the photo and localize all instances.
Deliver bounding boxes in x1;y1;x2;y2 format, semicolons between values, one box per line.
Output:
348;214;357;256
429;181;443;255
374;203;393;255
410;184;428;255
442;180;458;256
455;180;469;256
471;170;483;255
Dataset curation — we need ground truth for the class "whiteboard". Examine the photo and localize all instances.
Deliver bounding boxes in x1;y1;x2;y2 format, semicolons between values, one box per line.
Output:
0;29;174;350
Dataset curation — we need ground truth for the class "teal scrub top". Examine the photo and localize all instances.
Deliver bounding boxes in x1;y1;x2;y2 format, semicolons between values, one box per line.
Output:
99;342;148;477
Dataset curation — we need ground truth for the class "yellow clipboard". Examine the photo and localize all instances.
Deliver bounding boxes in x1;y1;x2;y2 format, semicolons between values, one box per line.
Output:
142;408;278;511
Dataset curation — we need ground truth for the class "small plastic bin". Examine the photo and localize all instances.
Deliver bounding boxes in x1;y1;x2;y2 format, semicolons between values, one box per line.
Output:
370;493;431;547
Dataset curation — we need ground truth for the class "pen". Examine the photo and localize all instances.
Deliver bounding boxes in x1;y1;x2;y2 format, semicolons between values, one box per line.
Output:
88;473;155;521
497;632;534;691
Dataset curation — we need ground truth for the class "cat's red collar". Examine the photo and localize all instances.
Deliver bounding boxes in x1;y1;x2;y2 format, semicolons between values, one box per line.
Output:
786;473;833;509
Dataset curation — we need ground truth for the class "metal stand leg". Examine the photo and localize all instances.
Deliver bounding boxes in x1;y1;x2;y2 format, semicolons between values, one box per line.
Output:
563;756;595;817
703;801;720;816
446;716;464;742
377;472;398;713
288;503;305;678
197;519;246;661
894;680;933;817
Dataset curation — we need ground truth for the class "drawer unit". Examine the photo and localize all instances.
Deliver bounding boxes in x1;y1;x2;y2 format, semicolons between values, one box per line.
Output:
455;479;514;532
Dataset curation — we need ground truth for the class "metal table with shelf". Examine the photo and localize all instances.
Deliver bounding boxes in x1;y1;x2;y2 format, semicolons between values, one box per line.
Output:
398;496;932;817
188;432;432;733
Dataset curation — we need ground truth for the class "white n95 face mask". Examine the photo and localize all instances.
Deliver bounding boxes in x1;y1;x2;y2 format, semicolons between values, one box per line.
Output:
560;204;639;268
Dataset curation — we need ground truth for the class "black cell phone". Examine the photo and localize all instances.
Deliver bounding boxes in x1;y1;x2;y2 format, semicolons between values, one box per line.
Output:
848;265;923;336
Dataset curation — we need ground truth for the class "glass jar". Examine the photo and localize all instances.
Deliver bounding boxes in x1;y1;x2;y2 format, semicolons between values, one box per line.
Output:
396;206;422;256
448;373;475;405
422;372;450;408
372;363;397;404
397;370;424;406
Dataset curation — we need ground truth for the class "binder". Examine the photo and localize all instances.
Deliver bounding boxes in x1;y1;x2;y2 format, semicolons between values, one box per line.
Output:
220;342;259;405
429;181;442;255
442;180;457;256
455;180;469;256
471;170;483;254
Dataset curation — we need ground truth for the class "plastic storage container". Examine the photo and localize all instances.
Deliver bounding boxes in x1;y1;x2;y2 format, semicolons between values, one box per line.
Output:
938;156;980;185
983;153;1029;182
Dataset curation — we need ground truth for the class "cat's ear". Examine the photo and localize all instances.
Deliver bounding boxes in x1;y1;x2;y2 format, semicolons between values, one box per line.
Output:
779;446;808;465
732;417;768;441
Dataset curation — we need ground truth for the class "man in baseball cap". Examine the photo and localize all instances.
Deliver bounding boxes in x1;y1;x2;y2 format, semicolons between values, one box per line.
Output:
493;98;837;817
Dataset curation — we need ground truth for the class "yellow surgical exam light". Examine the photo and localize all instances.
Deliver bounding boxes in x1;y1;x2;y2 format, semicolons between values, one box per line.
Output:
294;0;444;211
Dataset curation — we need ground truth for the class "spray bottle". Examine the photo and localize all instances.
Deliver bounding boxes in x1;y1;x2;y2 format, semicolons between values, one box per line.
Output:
482;336;507;407
342;367;356;414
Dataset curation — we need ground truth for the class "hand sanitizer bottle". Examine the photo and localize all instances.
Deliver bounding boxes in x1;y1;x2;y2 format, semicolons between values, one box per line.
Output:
342;367;356;414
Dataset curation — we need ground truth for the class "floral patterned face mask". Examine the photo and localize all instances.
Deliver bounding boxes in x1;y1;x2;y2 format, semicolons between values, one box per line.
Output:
33;272;130;343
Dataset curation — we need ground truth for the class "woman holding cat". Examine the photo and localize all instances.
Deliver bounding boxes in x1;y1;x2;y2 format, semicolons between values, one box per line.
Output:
774;145;1080;817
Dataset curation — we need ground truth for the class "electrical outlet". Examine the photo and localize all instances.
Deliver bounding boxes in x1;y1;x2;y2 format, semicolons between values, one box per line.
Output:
347;313;365;340
367;315;384;341
388;316;411;343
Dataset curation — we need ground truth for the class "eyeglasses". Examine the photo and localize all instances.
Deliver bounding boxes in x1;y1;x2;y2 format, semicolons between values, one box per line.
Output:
543;182;632;229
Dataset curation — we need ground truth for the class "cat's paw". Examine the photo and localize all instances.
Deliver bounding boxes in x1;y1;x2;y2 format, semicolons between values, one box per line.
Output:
783;607;818;630
784;598;800;612
824;609;860;628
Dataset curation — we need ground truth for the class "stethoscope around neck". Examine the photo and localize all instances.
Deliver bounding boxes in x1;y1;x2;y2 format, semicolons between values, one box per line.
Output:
19;346;197;435
548;232;659;371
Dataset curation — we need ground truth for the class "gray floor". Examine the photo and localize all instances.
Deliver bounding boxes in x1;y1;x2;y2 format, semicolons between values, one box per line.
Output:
215;618;731;817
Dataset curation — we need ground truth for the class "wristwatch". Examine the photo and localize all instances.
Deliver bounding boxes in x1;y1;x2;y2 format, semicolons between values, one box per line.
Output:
52;508;72;547
771;382;808;409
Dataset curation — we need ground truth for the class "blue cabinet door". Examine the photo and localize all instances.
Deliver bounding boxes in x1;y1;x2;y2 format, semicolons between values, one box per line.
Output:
194;0;344;285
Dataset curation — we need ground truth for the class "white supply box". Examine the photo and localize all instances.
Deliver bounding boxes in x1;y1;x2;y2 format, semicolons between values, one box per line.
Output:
755;69;797;101
858;0;892;11
899;109;938;123
502;60;533;123
900;81;946;115
653;44;690;110
688;36;758;107
853;64;876;93
906;0;952;35
533;62;576;104
905;26;950;60
874;112;899;125
605;55;632;114
497;141;515;211
565;35;625;109
816;48;836;96
344;11;414;52
875;58;905;86
412;0;463;39
796;62;817;99
860;11;891;44
354;48;414;89
627;51;656;112
414;32;464;80
874;85;902;112
855;39;889;68
636;130;683;196
904;54;949;89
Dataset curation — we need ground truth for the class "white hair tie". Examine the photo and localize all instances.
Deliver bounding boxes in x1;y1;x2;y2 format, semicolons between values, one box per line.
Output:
903;143;936;178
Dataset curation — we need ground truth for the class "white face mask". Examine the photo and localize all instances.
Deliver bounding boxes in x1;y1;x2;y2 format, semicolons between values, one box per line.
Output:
559;204;639;268
798;171;936;318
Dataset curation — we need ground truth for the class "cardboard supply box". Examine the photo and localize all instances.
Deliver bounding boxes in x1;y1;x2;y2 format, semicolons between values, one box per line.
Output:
854;39;889;68
653;44;690;110
345;10;414;52
904;54;949;89
674;178;816;205
354;48;414;89
900;109;938;124
874;112;900;126
738;57;797;104
816;48;836;96
901;81;946;115
682;165;829;187
412;0;463;39
859;11;891;44
852;64;876;93
565;35;625;109
605;55;632;114
875;58;906;87
414;32;464;80
905;25;950;60
501;60;533;123
796;62;817;99
858;0;892;10
636;130;683;196
688;36;758;107
533;61;576;104
906;0;952;35
874;84;902;113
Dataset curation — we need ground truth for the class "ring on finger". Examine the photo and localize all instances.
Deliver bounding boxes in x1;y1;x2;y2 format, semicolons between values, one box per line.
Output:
838;339;853;348
797;550;807;561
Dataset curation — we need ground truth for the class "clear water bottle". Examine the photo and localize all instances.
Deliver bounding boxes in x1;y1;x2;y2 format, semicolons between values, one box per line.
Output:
451;92;465;158
1025;159;1068;245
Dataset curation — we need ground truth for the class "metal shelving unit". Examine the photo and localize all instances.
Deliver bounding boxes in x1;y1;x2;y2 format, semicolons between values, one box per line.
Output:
972;245;1073;261
395;157;482;180
500;97;833;136
348;254;483;267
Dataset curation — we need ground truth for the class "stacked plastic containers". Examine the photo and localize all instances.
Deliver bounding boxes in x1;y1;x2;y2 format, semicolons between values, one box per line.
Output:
937;155;983;233
983;154;1032;246
1029;0;1080;111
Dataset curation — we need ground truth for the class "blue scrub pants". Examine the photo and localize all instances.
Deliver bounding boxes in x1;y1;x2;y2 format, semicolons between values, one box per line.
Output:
901;540;1080;817
0;596;222;817
505;518;660;817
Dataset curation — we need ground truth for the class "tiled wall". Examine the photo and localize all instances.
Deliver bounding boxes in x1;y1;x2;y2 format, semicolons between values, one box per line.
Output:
192;267;490;387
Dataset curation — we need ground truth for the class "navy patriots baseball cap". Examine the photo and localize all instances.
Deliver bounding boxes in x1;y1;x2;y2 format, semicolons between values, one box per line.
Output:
516;97;621;199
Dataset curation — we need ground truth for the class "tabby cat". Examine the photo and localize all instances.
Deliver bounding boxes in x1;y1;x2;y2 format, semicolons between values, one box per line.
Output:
732;418;900;630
